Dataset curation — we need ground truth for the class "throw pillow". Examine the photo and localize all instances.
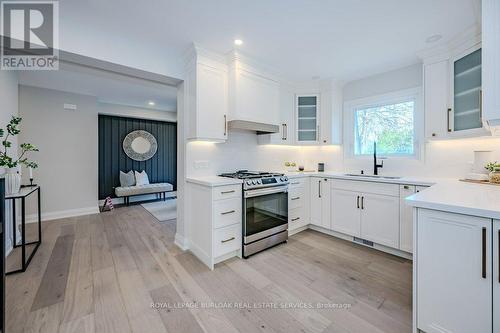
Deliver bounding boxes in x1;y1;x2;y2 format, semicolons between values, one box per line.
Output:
134;170;150;186
119;170;135;187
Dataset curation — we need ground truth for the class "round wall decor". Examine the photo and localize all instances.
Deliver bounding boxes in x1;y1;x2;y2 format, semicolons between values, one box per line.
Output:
123;130;157;161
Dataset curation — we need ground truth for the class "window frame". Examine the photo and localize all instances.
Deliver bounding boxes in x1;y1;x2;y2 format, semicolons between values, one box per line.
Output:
344;87;423;160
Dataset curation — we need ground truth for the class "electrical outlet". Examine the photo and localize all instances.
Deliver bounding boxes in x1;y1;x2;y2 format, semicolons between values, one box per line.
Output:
63;103;77;110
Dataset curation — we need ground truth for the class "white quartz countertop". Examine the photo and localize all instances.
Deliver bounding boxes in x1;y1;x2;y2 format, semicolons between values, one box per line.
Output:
186;176;243;187
406;180;500;219
284;171;439;186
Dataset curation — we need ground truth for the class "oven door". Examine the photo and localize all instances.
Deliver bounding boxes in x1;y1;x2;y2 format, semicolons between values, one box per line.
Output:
244;186;288;243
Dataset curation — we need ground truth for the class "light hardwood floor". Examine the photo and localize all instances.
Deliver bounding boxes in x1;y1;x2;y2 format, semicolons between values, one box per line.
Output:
6;205;412;333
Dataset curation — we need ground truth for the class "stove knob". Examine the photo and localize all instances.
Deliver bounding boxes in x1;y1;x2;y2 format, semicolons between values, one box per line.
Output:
284;176;288;181
246;180;252;186
253;180;257;185
280;177;285;182
257;179;262;184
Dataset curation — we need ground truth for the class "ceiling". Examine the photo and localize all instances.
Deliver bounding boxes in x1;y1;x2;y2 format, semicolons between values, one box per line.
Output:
58;0;481;82
19;62;178;111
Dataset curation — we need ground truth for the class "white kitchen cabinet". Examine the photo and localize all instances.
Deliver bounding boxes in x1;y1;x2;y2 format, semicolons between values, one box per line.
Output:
186;182;242;270
424;60;450;139
331;179;400;248
258;86;295;145
416;209;492;333
296;95;320;144
399;185;416;253
449;46;487;136
494;220;500;333
185;47;228;141
310;177;331;229
331;189;361;236
361;193;399;248
288;177;310;233
482;0;500;132
228;54;280;125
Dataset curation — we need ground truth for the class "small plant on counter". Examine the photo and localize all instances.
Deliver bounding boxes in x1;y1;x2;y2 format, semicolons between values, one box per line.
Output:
0;116;39;169
485;161;500;172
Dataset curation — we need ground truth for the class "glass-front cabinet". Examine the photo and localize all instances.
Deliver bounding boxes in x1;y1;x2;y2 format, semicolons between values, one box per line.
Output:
296;95;320;143
449;47;484;134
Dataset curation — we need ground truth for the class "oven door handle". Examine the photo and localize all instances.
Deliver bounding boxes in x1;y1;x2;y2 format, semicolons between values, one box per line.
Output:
245;187;288;198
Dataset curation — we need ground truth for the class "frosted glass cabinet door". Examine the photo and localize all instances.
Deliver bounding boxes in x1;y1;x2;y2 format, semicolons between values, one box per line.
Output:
296;95;319;142
452;48;482;132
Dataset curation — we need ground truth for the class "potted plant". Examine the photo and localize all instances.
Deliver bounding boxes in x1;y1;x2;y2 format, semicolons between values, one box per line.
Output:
485;162;500;184
0;116;38;194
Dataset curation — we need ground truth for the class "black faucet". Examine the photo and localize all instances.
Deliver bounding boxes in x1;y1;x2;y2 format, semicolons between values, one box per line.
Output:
373;142;384;175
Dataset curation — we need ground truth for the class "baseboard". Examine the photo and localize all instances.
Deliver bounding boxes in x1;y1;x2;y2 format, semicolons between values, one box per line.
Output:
174;232;189;251
25;206;100;223
187;242;213;269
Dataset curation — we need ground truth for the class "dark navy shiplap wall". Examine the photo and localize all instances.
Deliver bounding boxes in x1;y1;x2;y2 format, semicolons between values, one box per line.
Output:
98;115;177;199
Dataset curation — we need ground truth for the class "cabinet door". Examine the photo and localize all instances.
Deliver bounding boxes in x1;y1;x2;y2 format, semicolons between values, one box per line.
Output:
399;185;415;253
197;63;227;141
482;0;500;129
258;88;294;145
424;60;449;139
310;178;322;226
450;47;484;133
331;189;361;236
296;95;319;143
360;193;399;248
417;209;492;333
494;220;500;333
320;179;331;229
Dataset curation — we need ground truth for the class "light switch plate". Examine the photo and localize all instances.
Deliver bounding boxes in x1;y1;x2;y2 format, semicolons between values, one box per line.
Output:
63;103;77;110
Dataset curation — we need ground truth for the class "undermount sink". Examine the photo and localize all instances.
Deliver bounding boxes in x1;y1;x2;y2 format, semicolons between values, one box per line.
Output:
344;173;401;180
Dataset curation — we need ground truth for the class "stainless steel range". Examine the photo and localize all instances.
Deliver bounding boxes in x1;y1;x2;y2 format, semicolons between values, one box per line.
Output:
219;171;289;258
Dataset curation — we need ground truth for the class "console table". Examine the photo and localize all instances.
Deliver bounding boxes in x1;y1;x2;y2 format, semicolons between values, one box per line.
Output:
6;186;41;275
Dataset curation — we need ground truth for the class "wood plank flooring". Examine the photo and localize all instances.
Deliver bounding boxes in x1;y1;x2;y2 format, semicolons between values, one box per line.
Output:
6;205;412;333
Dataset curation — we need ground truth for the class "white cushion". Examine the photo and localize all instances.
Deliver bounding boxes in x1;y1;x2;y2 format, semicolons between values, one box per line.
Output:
134;170;149;186
115;183;173;197
119;170;135;187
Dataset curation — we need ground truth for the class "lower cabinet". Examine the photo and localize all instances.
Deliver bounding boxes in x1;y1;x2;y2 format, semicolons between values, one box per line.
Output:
310;177;331;230
361;193;399;248
416;209;492;333
288;178;309;232
331;180;400;248
331;189;361;236
187;182;242;270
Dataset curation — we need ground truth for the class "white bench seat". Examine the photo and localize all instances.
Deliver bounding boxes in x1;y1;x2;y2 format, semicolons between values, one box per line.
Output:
115;183;173;205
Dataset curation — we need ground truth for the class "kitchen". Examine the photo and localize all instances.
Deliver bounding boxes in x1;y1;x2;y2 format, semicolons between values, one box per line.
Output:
177;0;500;332
1;1;499;332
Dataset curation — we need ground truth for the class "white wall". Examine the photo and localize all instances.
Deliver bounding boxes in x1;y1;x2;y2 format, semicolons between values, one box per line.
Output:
18;85;178;220
0;71;19;254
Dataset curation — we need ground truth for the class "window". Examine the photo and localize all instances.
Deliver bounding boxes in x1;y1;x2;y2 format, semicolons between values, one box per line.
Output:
354;100;415;156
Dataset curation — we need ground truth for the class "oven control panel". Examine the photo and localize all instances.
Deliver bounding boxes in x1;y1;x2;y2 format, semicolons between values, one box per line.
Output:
243;176;288;190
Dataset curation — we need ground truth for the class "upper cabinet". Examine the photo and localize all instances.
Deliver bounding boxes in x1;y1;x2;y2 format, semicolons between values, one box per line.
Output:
296;94;320;143
227;53;280;125
482;0;500;133
422;35;489;140
450;47;484;134
184;46;228;142
258;85;295;145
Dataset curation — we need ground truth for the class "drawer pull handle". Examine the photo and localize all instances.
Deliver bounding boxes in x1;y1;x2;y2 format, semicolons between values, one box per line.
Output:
291;197;300;201
221;210;235;215
403;185;410;190
291;217;300;221
357;196;360;209
482;227;487;279
291;182;300;185
221;190;235;194
221;237;235;243
361;196;364;210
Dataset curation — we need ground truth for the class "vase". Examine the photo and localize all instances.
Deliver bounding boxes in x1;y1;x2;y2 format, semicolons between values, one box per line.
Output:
5;167;21;194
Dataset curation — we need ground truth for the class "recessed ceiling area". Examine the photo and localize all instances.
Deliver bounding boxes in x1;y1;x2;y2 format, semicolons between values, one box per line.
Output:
59;0;481;82
19;62;178;111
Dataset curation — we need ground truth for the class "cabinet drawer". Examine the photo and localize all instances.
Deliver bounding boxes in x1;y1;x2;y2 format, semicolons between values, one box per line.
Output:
332;179;399;197
289;207;306;230
289;188;305;210
214;224;241;257
213;198;241;229
289;177;307;188
212;184;242;201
